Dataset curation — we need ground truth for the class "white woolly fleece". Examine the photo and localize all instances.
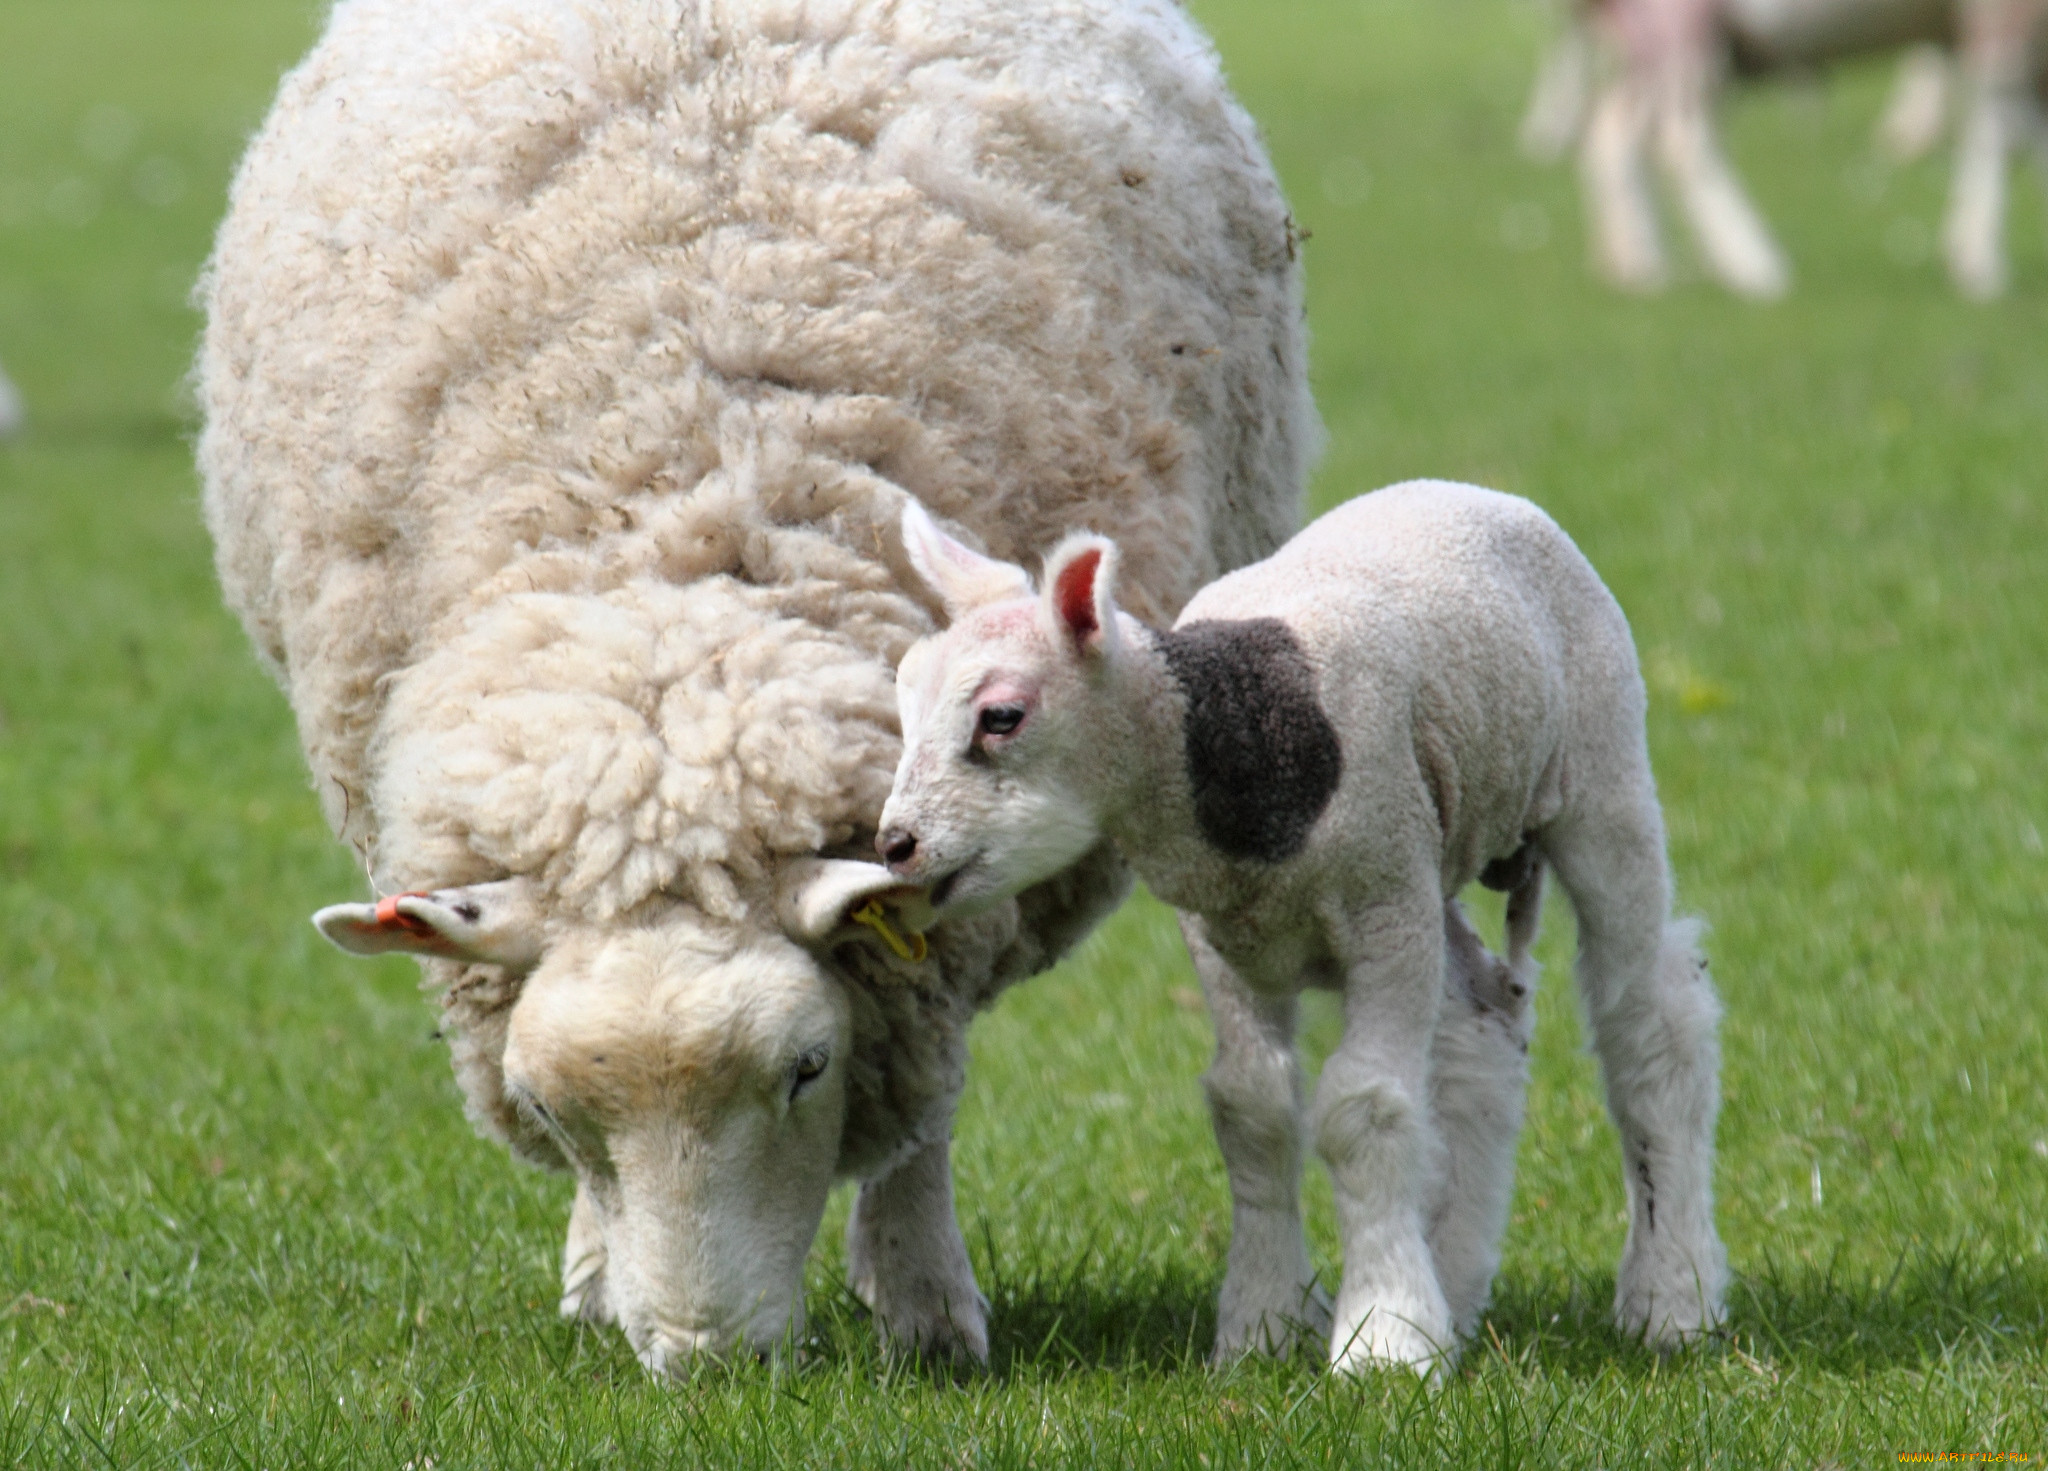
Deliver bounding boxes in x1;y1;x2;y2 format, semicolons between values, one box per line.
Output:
199;0;1314;915
196;0;1315;1229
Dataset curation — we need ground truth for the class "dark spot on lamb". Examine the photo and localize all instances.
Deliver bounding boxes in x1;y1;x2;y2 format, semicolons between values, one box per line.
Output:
1636;1150;1656;1231
1121;168;1146;187
1156;619;1343;864
454;900;481;923
1479;839;1538;893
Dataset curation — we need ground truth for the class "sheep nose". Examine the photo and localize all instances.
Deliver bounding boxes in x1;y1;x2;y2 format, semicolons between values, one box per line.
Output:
880;829;918;869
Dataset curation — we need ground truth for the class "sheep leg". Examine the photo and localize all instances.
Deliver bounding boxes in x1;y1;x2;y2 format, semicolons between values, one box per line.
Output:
2036;98;2048;246
558;1180;614;1325
1877;44;1953;163
1653;60;1791;298
1314;890;1454;1376
1426;889;1540;1338
1522;12;1595;161
1582;74;1672;291
1182;914;1329;1362
1546;805;1726;1348
845;1135;990;1364
1944;0;2033;298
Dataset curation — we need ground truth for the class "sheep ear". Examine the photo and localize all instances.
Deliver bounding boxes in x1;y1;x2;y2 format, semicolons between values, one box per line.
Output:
900;499;1032;620
313;878;544;970
778;858;936;952
1040;533;1120;657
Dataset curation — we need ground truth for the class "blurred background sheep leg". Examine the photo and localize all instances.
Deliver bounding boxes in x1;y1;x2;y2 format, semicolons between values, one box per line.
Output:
1523;1;1596;159
0;358;22;439
1654;61;1792;296
1583;76;1672;289
1878;43;1955;159
1942;0;2043;297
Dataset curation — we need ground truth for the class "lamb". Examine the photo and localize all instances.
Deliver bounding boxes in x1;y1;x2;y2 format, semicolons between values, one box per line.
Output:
1537;0;2047;298
196;0;1314;1375
879;481;1728;1373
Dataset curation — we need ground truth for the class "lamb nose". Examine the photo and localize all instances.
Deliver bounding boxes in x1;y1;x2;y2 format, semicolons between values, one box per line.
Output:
880;829;917;868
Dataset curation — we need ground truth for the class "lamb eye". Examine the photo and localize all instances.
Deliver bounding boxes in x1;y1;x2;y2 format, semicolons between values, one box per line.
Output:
977;704;1025;737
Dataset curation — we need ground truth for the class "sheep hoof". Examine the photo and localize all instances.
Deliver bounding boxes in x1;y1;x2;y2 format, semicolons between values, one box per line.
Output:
1613;1272;1726;1350
874;1291;991;1368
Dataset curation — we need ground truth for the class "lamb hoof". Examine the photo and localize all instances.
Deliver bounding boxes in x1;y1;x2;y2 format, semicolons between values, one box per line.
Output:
1613;1275;1725;1350
1211;1281;1333;1364
1327;1311;1453;1381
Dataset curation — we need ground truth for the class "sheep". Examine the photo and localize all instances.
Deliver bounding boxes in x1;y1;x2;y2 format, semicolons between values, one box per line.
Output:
196;0;1315;1375
878;481;1728;1374
1537;0;2047;298
1521;26;1956;165
0;357;22;439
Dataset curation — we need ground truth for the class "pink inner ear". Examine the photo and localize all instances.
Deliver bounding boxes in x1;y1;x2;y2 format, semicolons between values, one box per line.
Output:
1055;548;1102;641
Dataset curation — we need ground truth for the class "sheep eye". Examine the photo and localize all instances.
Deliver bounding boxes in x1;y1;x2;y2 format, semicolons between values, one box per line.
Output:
977;704;1024;737
790;1045;830;1101
512;1088;576;1154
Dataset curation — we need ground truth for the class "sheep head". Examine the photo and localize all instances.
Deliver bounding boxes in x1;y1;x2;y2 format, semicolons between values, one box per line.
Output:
313;861;927;1374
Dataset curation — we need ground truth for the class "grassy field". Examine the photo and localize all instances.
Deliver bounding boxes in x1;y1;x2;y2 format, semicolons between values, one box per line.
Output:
3;0;2045;1464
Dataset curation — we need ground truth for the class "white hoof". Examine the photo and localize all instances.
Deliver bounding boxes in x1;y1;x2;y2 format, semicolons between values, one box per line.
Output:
1327;1307;1454;1380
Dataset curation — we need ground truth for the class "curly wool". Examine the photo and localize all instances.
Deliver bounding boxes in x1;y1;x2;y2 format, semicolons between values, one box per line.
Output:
198;0;1314;1124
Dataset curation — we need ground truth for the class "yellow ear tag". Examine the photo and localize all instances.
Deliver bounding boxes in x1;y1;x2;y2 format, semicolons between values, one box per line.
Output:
850;899;928;963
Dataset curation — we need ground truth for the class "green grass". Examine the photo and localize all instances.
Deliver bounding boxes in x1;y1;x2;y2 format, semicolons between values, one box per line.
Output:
4;0;2046;1463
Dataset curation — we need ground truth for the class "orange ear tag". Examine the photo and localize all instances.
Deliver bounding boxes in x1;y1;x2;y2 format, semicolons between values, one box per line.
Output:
851;899;928;963
375;891;440;938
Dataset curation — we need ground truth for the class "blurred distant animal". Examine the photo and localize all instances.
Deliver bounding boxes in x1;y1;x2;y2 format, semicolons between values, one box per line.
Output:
0;358;22;438
1522;0;2048;297
1522;25;1956;163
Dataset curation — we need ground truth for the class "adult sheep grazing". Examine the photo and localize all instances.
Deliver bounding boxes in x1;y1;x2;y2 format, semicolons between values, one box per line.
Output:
879;483;1728;1373
197;0;1313;1375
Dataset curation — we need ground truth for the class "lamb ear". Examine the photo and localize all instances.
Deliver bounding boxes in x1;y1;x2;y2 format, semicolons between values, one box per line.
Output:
313;878;544;970
900;499;1032;621
1039;532;1121;657
777;858;936;952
